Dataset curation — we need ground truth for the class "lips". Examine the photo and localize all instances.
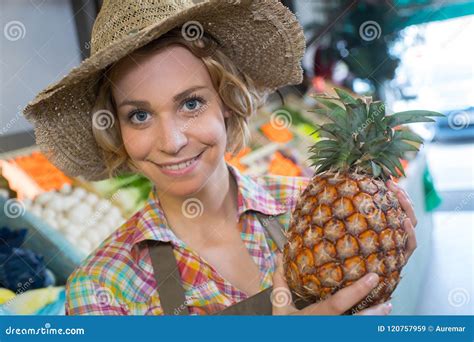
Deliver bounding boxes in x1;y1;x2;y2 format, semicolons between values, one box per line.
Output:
154;151;204;172
155;151;202;166
159;156;198;170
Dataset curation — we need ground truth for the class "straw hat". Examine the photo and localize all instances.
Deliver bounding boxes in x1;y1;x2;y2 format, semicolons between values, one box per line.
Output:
23;0;305;181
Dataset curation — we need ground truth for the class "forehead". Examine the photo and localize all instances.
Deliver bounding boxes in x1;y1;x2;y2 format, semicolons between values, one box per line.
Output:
109;44;212;99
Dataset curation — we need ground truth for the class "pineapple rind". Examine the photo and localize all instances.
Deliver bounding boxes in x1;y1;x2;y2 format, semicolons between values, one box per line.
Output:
283;171;408;314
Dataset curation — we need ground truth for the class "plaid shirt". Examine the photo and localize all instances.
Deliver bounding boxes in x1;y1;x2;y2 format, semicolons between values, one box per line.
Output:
65;164;309;315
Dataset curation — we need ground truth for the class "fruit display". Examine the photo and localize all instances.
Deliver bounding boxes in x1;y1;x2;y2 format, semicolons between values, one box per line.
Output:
283;88;442;313
11;152;72;192
22;184;126;256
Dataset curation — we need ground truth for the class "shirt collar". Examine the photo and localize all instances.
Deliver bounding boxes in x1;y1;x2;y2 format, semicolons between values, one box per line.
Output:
130;162;287;249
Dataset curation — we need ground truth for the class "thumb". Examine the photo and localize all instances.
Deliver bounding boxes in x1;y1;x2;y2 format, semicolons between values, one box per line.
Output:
271;252;296;315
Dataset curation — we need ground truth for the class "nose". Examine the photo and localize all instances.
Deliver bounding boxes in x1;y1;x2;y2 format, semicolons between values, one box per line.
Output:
156;115;188;154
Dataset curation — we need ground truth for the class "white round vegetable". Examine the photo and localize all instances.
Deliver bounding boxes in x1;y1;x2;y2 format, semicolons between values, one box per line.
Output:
108;206;122;219
30;204;42;217
46;197;64;212
77;238;92;254
35;192;54;206
76;239;92;254
60;183;72;195
22;198;32;209
95;199;112;212
44;217;58;229
62;196;78;211
42;208;56;221
68;203;93;224
71;187;87;200
84;193;99;206
56;216;69;231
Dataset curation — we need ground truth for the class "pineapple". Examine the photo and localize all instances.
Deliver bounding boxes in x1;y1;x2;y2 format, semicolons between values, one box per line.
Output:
283;88;442;314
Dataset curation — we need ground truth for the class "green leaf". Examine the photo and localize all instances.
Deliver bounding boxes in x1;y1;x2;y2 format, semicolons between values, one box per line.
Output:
334;88;358;105
311;139;340;150
386;110;443;127
314;99;349;130
380;152;406;177
368;101;387;134
393;130;424;144
309;150;337;158
377;158;399;178
347;103;368;137
313;123;349;139
371;161;382;177
390;140;420;153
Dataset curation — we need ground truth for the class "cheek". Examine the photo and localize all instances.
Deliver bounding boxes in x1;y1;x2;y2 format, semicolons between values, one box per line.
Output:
120;125;154;161
188;110;228;147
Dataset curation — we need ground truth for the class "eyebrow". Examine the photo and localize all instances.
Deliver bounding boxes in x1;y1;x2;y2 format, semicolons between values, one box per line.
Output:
117;85;208;108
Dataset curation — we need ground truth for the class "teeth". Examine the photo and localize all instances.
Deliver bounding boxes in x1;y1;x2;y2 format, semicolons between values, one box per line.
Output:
160;157;197;171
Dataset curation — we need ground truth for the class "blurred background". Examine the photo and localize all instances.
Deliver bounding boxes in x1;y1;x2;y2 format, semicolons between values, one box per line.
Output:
0;0;472;316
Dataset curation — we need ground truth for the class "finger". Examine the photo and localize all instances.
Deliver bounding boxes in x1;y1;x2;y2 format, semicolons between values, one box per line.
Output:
398;192;417;227
387;180;417;227
403;218;417;260
355;301;392;315
302;273;380;315
272;252;296;315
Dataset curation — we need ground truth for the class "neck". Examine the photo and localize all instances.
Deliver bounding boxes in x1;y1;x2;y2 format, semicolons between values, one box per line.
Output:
156;159;239;239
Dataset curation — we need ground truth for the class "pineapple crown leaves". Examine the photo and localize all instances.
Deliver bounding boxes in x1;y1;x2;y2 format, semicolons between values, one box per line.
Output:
308;88;444;179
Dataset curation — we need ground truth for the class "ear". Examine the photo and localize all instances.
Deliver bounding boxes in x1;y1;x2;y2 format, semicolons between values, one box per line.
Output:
223;109;231;119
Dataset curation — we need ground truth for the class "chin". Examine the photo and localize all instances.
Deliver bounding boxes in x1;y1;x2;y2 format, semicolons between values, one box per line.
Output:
164;180;205;197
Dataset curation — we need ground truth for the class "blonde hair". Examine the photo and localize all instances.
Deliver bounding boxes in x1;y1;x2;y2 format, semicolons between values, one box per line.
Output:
92;27;266;178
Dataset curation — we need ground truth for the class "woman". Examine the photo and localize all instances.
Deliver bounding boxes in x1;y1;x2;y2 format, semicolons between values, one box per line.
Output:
24;0;417;315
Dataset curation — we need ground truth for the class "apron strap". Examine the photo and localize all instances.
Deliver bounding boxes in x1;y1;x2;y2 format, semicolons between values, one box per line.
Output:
215;211;297;315
147;240;190;315
254;212;288;251
147;211;311;315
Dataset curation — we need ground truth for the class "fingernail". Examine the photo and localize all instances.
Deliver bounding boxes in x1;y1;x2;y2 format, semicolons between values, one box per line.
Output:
366;273;379;287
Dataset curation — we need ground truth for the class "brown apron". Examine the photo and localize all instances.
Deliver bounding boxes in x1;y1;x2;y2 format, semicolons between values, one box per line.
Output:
146;212;312;315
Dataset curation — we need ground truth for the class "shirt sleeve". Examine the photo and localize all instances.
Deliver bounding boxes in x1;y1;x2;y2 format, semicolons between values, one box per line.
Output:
65;267;127;315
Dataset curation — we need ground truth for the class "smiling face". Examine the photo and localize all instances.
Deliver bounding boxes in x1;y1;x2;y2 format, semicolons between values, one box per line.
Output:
109;44;231;197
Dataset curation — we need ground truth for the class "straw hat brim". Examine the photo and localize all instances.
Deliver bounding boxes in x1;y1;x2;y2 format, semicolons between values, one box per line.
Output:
23;0;305;181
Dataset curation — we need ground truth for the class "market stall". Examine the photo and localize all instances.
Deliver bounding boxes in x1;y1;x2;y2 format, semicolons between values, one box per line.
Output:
0;82;441;315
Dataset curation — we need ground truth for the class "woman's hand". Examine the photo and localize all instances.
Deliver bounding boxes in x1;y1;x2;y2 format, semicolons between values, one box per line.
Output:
272;253;392;315
386;179;418;261
271;179;418;316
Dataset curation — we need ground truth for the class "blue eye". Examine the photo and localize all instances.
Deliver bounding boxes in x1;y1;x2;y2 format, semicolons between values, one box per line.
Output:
182;95;205;113
185;99;199;110
129;110;150;124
